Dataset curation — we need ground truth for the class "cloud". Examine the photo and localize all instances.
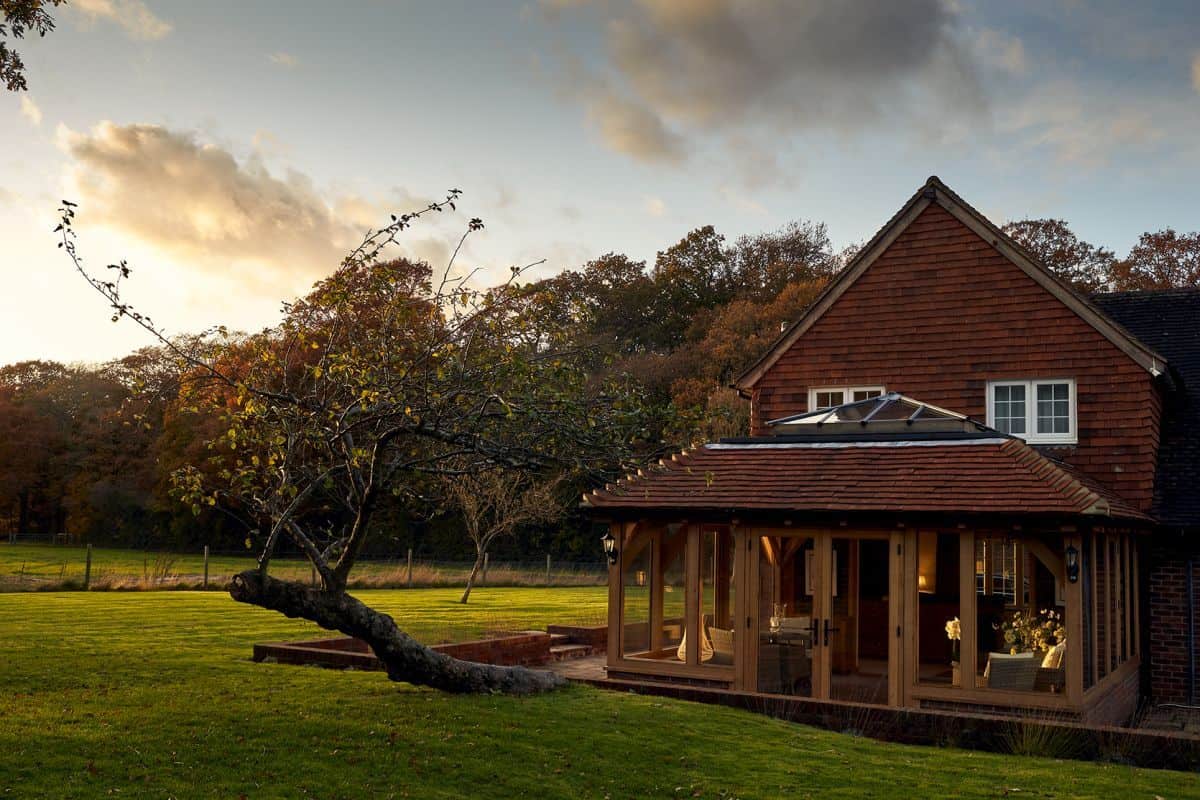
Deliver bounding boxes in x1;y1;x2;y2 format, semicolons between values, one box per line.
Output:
997;80;1170;167
268;52;300;68
19;95;42;126
549;0;984;165
1192;52;1200;94
72;0;172;40
975;28;1027;76
642;195;666;216
56;121;448;289
251;129;290;158
586;88;686;164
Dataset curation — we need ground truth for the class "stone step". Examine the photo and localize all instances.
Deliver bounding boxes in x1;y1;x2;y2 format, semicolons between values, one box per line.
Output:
548;633;571;645
549;643;593;661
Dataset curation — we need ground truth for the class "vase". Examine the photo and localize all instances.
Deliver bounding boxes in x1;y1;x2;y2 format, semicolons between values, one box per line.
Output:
951;661;960;687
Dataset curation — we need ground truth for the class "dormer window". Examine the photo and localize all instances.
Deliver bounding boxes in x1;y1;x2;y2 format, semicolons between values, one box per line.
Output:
809;385;884;410
987;379;1076;444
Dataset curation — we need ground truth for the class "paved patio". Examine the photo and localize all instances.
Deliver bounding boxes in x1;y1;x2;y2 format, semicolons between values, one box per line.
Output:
548;653;607;682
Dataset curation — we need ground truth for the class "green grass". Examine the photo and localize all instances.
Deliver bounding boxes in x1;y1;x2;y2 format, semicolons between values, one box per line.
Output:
0;542;284;586
0;543;603;591
1;589;1197;799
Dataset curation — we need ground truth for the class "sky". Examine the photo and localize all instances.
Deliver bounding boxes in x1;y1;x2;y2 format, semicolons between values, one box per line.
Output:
2;0;1199;365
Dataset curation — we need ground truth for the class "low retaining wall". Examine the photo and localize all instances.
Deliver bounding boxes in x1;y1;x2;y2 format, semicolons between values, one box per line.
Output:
254;631;553;670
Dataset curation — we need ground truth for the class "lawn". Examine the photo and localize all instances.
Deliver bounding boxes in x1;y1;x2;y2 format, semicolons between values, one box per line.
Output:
0;589;1196;799
0;542;603;591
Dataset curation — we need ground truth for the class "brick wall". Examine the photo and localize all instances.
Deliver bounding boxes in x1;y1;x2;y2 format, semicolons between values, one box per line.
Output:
254;632;554;670
1148;536;1200;703
1083;664;1142;727
750;203;1161;512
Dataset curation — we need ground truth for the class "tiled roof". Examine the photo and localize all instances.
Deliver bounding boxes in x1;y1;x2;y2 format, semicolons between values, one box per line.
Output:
584;437;1149;520
1093;288;1200;527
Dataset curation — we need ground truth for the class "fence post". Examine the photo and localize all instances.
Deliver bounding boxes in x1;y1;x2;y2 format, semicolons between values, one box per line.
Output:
406;548;413;588
84;544;92;591
482;552;489;585
203;545;209;590
546;554;551;586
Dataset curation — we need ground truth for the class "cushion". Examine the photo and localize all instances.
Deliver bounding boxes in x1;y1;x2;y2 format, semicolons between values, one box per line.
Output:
676;627;714;662
1041;641;1066;670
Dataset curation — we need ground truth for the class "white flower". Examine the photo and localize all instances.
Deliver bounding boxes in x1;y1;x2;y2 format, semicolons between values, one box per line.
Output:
945;617;961;641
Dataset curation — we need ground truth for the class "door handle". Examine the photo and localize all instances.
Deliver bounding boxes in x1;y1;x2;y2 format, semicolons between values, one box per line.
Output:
823;618;840;647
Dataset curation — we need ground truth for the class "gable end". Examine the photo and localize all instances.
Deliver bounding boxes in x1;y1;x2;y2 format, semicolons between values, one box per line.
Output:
735;177;1167;390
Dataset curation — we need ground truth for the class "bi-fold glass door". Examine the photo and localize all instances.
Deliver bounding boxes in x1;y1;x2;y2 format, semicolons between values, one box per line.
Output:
747;530;901;705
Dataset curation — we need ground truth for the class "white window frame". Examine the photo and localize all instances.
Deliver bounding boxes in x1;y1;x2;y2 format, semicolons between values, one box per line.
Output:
986;379;1077;445
808;385;885;410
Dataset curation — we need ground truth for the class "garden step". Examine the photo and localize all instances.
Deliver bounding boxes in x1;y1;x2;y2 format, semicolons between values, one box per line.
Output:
549;643;593;661
548;633;571;645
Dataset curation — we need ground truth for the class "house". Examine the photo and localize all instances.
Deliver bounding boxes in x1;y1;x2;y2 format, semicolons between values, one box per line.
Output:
584;176;1200;725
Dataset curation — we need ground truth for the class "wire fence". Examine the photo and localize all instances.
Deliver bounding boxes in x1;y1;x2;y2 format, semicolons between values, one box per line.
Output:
0;534;607;592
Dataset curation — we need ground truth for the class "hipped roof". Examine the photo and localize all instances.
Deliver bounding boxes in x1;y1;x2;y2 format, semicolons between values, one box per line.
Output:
584;436;1149;521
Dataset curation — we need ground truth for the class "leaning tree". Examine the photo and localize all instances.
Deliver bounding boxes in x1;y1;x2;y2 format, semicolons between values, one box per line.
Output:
56;192;647;693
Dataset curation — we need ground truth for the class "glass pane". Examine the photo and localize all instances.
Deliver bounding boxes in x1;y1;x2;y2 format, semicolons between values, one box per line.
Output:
660;527;686;659
700;527;735;667
852;389;882;402
757;535;814;696
994;384;1026;434
919;532;961;687
621;532;652;658
978;535;1068;694
1035;382;1071;435
830;537;890;704
815;391;844;409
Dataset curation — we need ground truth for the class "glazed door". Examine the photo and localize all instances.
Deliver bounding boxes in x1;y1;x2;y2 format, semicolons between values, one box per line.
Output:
748;531;828;698
826;534;899;705
750;530;904;706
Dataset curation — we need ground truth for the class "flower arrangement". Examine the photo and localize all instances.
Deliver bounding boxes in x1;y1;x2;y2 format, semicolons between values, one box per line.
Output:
998;608;1065;654
945;617;961;664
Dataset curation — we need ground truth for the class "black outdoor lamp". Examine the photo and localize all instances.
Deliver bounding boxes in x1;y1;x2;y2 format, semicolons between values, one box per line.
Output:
1065;544;1079;584
601;529;618;566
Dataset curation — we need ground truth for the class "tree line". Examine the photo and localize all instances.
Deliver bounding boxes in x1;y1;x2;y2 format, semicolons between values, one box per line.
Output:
2;213;1195;560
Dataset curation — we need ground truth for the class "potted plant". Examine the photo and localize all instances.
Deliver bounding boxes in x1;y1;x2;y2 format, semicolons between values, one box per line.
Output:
997;608;1065;656
945;617;961;686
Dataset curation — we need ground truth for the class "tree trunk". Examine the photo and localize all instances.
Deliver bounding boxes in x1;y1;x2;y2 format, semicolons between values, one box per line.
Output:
229;570;566;694
460;552;485;604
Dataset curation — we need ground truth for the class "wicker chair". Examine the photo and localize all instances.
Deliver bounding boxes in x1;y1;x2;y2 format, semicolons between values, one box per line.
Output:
984;651;1040;690
709;626;735;666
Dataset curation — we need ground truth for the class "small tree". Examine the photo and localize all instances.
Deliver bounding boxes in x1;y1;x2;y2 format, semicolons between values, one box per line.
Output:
445;468;561;604
57;191;647;693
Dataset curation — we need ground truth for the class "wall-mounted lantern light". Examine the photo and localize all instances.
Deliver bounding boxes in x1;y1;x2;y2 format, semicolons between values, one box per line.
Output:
601;529;618;566
1065;544;1079;584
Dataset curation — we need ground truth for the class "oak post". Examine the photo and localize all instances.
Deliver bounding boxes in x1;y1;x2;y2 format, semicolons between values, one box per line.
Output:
958;532;976;690
1065;533;1085;706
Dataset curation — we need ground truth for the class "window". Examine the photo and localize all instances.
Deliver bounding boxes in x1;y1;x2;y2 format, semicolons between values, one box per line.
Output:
810;385;884;410
987;380;1076;444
